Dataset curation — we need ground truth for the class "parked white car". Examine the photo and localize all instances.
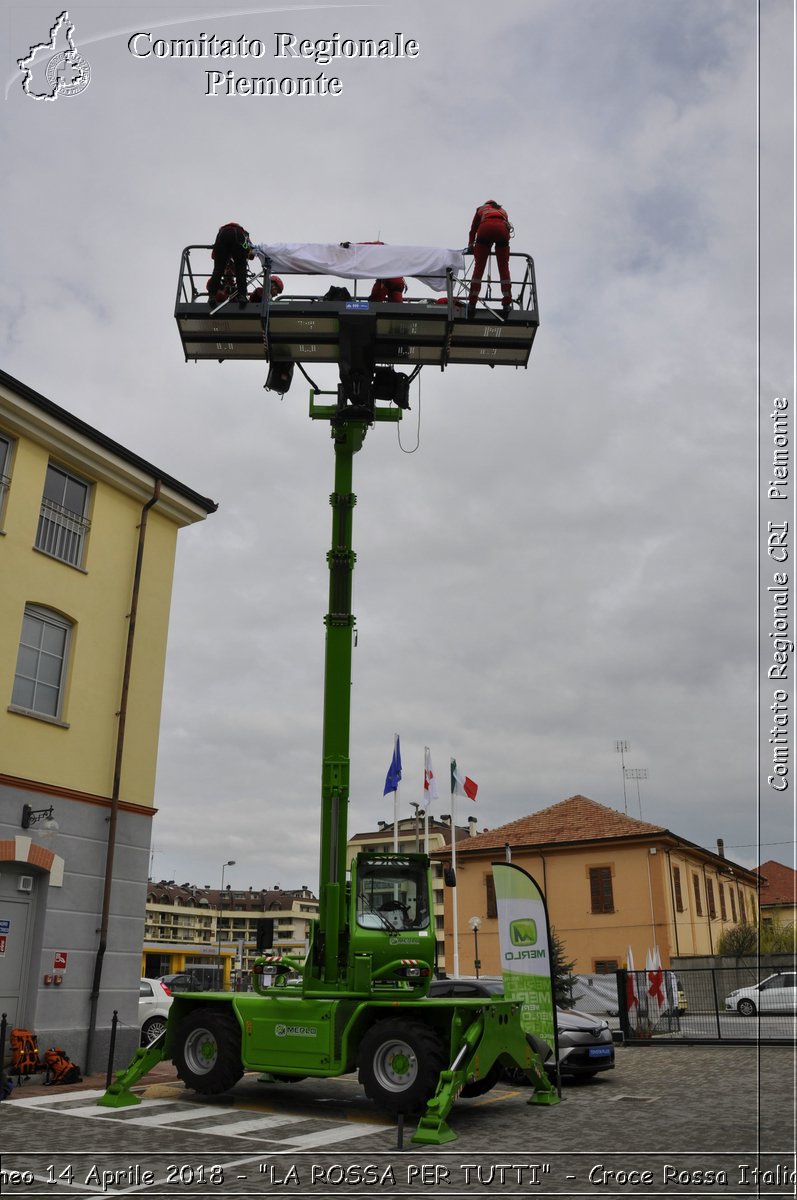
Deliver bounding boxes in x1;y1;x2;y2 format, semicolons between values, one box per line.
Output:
139;977;173;1044
724;971;796;1016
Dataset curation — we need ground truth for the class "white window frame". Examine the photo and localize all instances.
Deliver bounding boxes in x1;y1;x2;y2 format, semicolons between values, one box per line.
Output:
0;432;13;525
35;461;91;568
10;604;72;722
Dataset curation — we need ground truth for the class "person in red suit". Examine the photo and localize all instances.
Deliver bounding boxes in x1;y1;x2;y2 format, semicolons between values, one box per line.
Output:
466;200;513;317
207;222;254;307
369;277;407;303
249;275;284;304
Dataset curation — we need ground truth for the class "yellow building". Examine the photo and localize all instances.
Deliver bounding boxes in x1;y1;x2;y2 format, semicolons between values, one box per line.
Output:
434;794;760;974
0;369;215;1067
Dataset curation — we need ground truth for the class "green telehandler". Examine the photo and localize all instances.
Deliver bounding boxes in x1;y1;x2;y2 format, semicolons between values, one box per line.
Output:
100;251;558;1144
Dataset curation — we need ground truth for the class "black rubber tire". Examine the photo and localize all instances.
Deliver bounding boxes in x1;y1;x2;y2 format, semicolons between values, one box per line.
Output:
358;1019;445;1113
737;998;756;1017
140;1016;168;1046
173;1007;244;1094
460;1062;502;1098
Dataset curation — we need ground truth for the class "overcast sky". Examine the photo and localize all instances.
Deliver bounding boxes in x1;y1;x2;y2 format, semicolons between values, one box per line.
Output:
2;0;793;893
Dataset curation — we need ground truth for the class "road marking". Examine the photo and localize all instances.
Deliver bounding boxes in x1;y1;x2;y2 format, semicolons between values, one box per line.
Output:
279;1120;392;1149
474;1088;521;1106
206;1112;308;1135
70;1103;237;1126
6;1091;391;1148
7;1088;108;1106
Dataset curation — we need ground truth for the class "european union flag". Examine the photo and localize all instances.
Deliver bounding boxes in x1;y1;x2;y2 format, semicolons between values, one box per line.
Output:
383;736;402;795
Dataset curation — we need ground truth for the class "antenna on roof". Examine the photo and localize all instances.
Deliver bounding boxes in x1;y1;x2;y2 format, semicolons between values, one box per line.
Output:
614;740;629;814
625;767;648;818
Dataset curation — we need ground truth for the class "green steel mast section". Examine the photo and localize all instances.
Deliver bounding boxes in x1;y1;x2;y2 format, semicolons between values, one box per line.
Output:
305;393;402;992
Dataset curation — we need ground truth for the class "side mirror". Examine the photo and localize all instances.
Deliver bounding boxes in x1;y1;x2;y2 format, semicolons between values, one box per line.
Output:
255;917;275;952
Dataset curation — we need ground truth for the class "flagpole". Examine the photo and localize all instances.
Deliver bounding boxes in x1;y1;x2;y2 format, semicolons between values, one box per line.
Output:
423;746;430;856
393;732;399;852
450;759;460;977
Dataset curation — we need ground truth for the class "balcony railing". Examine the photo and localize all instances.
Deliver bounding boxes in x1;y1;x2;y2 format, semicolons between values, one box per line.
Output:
35;497;90;567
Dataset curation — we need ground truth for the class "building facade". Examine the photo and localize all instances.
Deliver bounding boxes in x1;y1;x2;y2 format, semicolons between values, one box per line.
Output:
0;370;215;1068
142;881;319;986
433;795;760;975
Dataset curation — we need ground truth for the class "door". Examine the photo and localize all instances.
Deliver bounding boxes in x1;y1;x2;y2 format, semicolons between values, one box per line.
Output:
758;973;797;1012
0;877;36;1029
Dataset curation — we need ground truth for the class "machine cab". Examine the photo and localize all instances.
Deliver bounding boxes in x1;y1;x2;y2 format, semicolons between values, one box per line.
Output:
349;853;436;990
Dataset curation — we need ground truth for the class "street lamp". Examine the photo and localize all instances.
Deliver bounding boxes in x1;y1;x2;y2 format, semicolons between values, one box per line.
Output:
218;860;236;985
469;915;482;978
410;802;425;852
21;804;59;843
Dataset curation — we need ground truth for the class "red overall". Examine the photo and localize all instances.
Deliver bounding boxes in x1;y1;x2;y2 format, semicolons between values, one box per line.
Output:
369;278;406;303
467;203;512;309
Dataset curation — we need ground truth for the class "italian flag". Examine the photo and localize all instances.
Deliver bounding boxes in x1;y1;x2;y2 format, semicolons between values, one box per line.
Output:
451;759;478;801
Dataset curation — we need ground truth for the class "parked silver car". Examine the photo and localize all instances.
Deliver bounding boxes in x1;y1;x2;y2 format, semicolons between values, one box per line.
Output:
427;976;615;1079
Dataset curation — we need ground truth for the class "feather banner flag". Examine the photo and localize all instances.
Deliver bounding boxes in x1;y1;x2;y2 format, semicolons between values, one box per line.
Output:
451;759;478;801
383;735;402;796
646;945;664;1006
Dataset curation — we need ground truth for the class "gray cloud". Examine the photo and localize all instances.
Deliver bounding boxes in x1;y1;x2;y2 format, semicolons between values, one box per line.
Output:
2;0;790;890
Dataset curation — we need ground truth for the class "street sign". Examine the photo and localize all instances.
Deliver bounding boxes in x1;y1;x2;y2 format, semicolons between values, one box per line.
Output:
54;951;68;970
0;919;10;933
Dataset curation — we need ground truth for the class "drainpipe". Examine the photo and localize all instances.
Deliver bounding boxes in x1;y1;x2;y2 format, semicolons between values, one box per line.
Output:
666;851;681;957
86;480;161;1071
701;863;715;955
646;849;657;949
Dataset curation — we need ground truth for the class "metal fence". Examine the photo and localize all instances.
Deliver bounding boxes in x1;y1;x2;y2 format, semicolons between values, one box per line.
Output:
563;969;795;1044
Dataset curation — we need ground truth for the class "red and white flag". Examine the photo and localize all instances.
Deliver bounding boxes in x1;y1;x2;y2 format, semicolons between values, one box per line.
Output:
422;748;441;796
424;747;439;801
646;946;664;1006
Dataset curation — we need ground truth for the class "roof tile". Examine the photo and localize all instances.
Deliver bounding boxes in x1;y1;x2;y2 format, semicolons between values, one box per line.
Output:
454;794;666;853
756;859;797;908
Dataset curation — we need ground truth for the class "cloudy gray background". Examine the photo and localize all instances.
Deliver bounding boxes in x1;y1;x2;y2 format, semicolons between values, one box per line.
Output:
2;0;793;893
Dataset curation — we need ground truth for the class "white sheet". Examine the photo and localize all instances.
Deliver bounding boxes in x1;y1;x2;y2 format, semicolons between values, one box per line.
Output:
250;242;465;292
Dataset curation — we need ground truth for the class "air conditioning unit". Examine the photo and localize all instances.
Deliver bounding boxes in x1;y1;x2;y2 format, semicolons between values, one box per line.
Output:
18;876;34;893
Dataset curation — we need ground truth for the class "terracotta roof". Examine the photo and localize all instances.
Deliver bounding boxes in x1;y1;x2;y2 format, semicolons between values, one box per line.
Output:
756;860;797;908
444;794;667;855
